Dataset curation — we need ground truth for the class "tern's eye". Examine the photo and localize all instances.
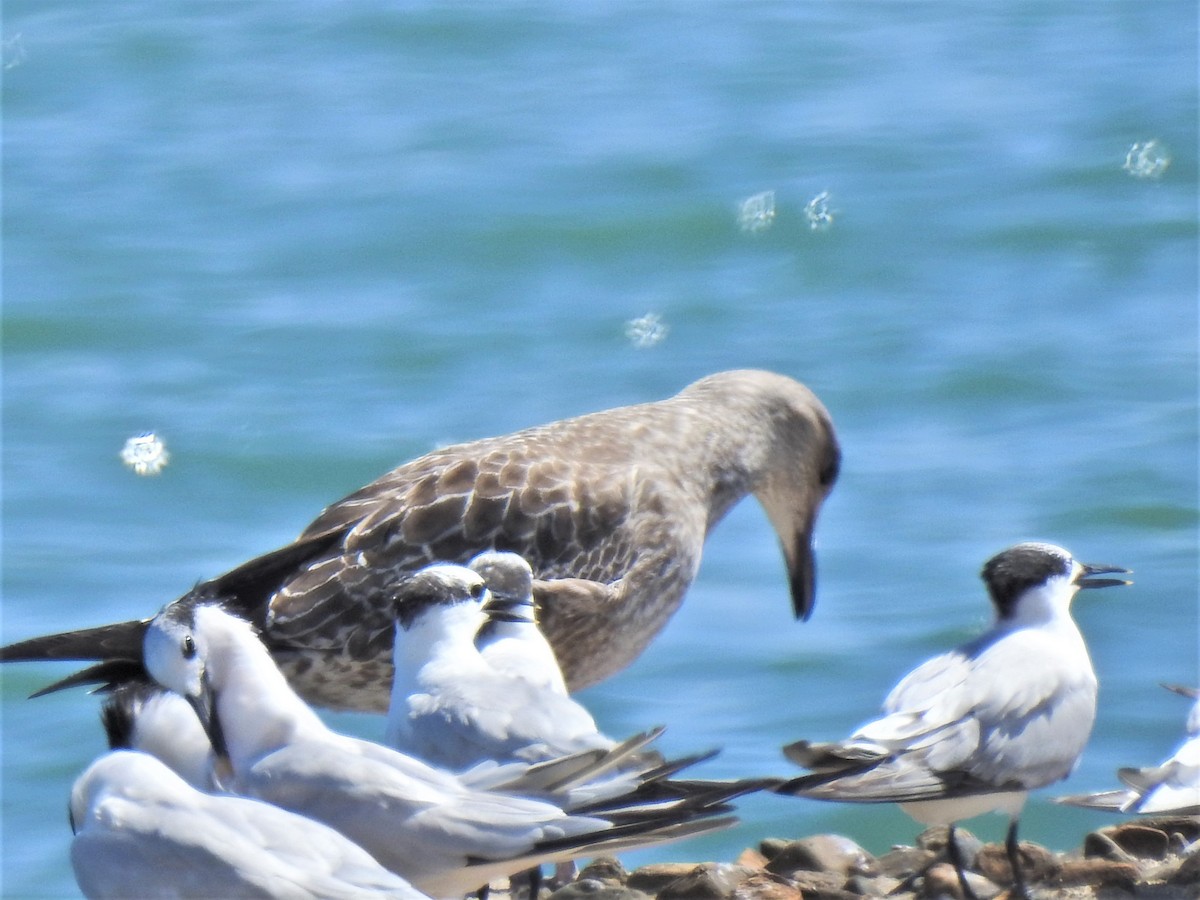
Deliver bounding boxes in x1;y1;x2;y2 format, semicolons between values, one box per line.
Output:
182;635;196;659
470;582;485;600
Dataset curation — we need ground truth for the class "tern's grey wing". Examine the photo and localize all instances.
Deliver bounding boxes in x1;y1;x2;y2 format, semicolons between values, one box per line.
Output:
953;629;1097;789
72;826;281;900
863;627;1096;792
399;694;541;770
239;739;599;887
71;753;424;900
214;794;430;899
403;673;612;769
881;649;974;722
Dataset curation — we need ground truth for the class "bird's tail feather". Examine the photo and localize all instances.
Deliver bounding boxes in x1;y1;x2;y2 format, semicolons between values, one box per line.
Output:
782;738;889;772
1052;790;1132;812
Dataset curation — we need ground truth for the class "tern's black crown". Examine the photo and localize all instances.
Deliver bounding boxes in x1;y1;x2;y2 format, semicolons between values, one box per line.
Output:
980;543;1072;619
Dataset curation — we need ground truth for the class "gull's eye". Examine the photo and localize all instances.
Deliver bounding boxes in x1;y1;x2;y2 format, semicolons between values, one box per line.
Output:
470;582;485;599
182;635;197;659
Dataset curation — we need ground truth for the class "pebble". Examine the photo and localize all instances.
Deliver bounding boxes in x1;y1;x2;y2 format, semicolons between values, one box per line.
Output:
921;862;1000;900
762;834;873;877
547;879;652;900
656;864;754;900
973;840;1059;886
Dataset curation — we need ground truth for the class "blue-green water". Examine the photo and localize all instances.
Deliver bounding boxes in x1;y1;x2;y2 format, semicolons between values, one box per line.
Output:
2;2;1196;897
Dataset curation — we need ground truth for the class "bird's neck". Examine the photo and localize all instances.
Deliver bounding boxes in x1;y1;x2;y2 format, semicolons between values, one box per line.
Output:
387;605;488;747
391;604;485;691
673;395;775;530
481;619;534;644
998;583;1079;632
206;619;329;763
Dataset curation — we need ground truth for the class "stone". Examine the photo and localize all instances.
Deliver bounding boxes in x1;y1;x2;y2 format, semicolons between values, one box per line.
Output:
765;835;874;878
973;840;1060;887
920;862;1000;900
626;863;703;895
1048;858;1140;890
546;879;651;900
1168;843;1200;886
656;863;754;900
736;847;770;869
846;873;903;896
1146;816;1200;844
1105;822;1171;860
914;826;983;870
731;872;805;900
759;838;791;861
785;868;859;899
1083;829;1137;863
575;857;627;885
874;846;937;881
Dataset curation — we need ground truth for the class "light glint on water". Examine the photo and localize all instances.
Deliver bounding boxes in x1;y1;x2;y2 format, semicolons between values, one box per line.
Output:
737;191;776;233
119;433;170;476
1122;140;1171;179
804;191;835;232
624;313;669;349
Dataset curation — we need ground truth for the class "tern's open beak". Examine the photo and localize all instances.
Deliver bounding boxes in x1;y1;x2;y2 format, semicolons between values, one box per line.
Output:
1076;562;1132;591
186;672;230;761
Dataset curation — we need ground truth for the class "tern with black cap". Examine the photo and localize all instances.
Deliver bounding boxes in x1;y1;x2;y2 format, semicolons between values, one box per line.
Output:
775;542;1131;900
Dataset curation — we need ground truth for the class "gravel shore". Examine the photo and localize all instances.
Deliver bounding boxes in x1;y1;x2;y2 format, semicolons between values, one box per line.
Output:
531;817;1198;900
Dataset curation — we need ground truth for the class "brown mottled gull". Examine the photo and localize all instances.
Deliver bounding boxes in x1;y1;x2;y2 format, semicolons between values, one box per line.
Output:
1;369;840;711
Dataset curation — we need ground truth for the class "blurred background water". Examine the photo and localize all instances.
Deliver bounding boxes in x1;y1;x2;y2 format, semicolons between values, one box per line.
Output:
2;2;1197;896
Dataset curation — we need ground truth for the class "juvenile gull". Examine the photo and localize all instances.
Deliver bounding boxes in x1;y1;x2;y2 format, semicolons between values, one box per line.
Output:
775;542;1130;900
142;602;738;899
1056;683;1199;816
70;751;429;900
1;369;840;710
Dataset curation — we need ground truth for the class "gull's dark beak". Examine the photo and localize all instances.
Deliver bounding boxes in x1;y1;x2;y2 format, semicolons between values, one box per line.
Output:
1076;562;1132;591
787;529;817;622
186;672;230;761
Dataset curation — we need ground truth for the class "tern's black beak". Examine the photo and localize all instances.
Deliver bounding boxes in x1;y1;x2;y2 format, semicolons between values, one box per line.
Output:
482;596;535;624
485;608;531;624
788;530;817;622
186;672;230;761
1076;562;1132;591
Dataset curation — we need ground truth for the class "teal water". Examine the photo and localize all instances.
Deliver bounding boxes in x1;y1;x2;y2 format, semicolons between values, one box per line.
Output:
2;2;1197;896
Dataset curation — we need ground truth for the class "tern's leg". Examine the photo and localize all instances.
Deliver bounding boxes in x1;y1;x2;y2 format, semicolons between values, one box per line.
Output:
946;824;980;900
504;867;543;900
1006;819;1032;900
